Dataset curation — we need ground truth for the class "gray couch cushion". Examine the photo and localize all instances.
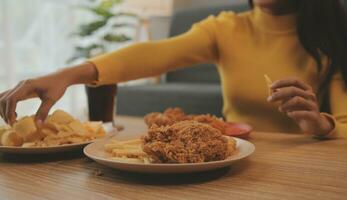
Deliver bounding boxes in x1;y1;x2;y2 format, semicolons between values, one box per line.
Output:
117;83;223;117
166;64;219;83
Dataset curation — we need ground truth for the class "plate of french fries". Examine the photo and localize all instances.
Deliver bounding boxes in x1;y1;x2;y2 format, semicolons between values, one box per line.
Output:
0;110;116;154
84;136;255;174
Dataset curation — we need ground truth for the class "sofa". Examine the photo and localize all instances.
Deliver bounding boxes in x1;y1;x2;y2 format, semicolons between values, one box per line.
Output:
116;4;249;117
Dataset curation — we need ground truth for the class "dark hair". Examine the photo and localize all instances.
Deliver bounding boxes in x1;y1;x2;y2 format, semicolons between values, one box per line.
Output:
249;0;347;112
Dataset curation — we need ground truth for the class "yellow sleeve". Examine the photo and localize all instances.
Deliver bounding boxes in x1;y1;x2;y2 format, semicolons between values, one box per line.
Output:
88;15;220;85
326;73;347;138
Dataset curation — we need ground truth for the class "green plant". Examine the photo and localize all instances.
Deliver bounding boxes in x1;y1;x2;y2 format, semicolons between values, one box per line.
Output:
68;0;137;63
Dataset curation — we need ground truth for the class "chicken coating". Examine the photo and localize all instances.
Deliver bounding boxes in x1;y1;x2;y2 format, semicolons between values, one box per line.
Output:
142;121;232;163
144;107;188;127
144;108;227;134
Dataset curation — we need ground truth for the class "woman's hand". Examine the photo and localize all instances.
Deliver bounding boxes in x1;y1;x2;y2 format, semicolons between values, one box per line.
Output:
0;62;98;126
0;74;69;126
268;77;334;137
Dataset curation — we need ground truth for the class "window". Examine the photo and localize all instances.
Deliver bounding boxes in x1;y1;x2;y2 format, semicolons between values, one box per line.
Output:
0;0;90;119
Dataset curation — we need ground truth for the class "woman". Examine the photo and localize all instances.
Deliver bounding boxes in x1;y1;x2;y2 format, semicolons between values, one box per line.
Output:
0;0;346;138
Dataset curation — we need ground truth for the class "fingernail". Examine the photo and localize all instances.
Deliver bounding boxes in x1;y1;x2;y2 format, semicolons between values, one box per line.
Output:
267;96;273;102
36;119;43;128
278;107;283;112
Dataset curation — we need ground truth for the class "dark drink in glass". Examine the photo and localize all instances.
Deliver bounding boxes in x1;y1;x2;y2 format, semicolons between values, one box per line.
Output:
86;84;117;123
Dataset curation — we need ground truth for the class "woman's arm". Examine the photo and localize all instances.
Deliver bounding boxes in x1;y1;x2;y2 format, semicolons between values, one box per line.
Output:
62;62;98;85
0;15;220;124
89;21;218;85
0;62;98;125
268;73;347;138
268;77;334;138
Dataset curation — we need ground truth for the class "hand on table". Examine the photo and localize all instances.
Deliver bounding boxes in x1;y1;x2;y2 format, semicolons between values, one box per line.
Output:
267;77;334;137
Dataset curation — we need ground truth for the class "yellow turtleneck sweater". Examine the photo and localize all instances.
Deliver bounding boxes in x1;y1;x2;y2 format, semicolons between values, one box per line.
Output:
90;7;347;137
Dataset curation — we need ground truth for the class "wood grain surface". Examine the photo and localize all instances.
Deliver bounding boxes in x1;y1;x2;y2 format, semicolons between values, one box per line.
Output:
0;116;346;200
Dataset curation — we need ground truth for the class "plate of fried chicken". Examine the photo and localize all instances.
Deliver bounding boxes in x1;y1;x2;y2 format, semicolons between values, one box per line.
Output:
84;108;255;173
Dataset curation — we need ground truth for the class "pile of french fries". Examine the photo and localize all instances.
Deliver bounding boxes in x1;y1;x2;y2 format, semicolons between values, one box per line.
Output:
104;139;151;164
0;110;105;147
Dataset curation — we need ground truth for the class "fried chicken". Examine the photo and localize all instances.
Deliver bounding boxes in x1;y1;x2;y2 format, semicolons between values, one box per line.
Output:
144;107;188;127
144;108;227;134
188;114;227;134
142;121;232;163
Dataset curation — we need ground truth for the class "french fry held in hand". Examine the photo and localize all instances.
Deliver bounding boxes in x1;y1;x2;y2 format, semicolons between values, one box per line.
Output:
264;74;273;95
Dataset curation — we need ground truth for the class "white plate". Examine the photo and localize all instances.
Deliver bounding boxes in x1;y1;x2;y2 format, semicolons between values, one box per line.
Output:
84;137;255;174
0;123;117;154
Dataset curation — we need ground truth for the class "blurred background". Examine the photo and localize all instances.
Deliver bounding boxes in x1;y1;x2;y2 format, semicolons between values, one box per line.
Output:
0;0;247;122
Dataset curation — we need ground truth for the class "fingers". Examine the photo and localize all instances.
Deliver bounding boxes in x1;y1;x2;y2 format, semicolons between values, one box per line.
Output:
5;97;18;126
268;86;317;102
1;76;66;126
271;77;312;91
287;111;318;122
1;81;27;124
0;90;18;124
0;80;36;124
0;91;7;99
279;96;318;113
267;77;334;135
287;111;334;136
0;90;10;122
35;99;56;123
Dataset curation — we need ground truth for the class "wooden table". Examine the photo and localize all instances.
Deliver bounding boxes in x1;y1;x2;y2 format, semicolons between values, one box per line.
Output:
0;116;346;200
